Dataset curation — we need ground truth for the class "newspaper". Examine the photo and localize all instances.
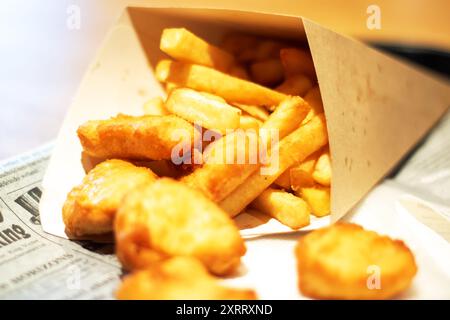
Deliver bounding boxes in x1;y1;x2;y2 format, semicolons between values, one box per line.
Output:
0;112;448;300
0;144;121;300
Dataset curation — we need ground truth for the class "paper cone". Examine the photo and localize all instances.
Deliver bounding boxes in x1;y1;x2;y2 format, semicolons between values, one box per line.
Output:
39;7;450;238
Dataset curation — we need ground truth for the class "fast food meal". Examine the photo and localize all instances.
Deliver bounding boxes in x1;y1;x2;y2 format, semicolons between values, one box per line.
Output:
117;257;257;300
115;178;245;276
296;223;417;299
60;26;417;300
63;159;157;238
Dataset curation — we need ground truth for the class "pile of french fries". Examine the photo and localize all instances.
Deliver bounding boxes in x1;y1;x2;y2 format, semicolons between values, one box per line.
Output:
150;28;331;229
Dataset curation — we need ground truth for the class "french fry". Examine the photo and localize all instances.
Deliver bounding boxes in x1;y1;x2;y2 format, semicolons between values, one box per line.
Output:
238;40;284;63
280;48;316;79
297;185;330;217
302;86;324;123
276;74;313;96
272;169;291;189
290;167;316;189
142;97;169;116
229;65;250;80
219;114;329;217
273;148;320;189
312;148;331;186
165;82;180;94
180;130;261;202
233;103;269;121
239;115;262;130
160;28;235;72
250;59;284;86
165;88;241;133
261;96;310;140
221;32;260;56
155;59;287;107
250;188;310;229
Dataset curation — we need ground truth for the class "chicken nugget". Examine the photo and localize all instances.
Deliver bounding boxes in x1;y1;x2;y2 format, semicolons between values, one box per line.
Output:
296;223;417;299
77;114;197;161
115;178;246;275
117;257;257;300
63;159;157;238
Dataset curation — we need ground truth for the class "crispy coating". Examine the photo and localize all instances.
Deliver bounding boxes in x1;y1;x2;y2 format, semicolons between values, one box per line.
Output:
63;159;157;238
77;114;196;160
115;178;246;276
117;257;257;300
296;223;417;299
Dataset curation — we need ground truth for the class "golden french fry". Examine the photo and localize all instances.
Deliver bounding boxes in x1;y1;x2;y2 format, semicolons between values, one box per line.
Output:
290;167;316;190
142;97;169;116
238;40;284;63
165;88;241;133
160;28;235;72
220;114;328;217
312;148;331;186
233;103;269;121
155;59;287;107
77;114;197;160
302;86;324;123
250;188;310;229
276;74;313;96
273;169;291;189
220;32;260;56
273;148;320;189
239;115;262;130
280;48;316;79
180;130;261;202
261;96;310;140
250;59;284;86
165;82;179;94
297;185;330;217
228;65;250;80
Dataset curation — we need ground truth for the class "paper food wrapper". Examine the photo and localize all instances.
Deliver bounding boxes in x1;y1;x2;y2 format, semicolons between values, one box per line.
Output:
39;7;450;239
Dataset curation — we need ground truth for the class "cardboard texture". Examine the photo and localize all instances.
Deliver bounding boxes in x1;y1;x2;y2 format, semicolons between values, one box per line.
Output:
39;7;450;238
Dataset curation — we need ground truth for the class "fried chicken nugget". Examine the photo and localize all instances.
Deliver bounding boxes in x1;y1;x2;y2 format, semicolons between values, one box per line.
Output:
115;178;246;276
63;159;157;238
117;257;257;300
77;114;197;160
296;223;417;299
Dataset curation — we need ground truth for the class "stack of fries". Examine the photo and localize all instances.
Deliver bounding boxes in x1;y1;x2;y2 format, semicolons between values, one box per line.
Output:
153;28;331;229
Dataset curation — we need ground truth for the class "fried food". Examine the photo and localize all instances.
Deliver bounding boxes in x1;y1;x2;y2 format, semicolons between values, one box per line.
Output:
155;59;287;107
297;185;330;217
250;188;310;229
249;58;284;86
115;178;246;275
180;130;261;202
312;148;331;186
117;257;257;300
165;88;242;133
276;74;313;96
296;223;417;299
160;28;236;72
62;159;157;238
77;114;197;160
280;48;316;79
220;114;328;217
142;97;169;116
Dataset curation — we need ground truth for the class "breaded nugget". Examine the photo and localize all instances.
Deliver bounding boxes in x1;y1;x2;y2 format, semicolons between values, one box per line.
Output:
77;114;196;160
63;159;157;238
115;178;246;276
117;257;257;300
296;223;417;299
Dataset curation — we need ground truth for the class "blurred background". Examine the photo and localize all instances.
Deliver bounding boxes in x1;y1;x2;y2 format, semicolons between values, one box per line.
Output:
1;0;449;160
